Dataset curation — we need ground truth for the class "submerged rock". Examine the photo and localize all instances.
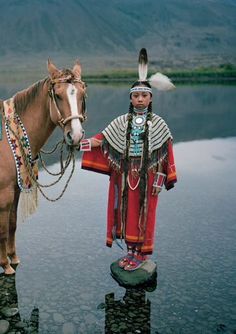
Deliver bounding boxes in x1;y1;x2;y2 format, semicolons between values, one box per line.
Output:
15;321;27;329
53;313;65;323
62;322;76;334
0;307;19;317
110;259;157;288
0;320;10;334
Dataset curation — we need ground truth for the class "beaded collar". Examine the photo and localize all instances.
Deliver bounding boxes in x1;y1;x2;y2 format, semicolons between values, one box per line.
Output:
133;107;148;115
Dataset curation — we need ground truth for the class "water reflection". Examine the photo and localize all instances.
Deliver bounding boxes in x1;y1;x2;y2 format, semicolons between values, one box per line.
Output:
0;80;236;333
85;84;236;142
105;289;150;334
51;84;236;144
0;272;39;333
1;82;236;168
0;137;234;333
1;83;236;160
103;273;157;334
29;83;236;167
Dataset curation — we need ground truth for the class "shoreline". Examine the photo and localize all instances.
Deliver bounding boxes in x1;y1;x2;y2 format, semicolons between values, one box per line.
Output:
0;66;236;85
83;65;236;84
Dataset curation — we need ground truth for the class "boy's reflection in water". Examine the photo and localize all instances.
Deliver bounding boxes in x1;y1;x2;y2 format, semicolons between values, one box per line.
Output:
105;277;157;334
0;272;39;333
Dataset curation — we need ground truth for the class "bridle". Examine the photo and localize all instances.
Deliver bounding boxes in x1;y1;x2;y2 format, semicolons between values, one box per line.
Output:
48;75;87;128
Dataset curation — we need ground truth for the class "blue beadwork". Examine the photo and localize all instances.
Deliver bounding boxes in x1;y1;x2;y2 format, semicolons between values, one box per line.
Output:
5;113;33;191
130;113;146;156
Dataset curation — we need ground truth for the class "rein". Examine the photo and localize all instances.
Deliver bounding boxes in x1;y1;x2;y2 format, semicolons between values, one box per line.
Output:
2;74;87;202
2;96;78;202
48;76;87;127
3;109;76;202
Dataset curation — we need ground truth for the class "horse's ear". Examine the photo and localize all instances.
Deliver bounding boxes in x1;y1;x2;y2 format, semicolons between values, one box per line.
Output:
73;59;81;79
47;58;60;78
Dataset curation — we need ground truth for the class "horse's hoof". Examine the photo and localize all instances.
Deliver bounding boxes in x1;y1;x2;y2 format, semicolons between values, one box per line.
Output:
11;263;19;271
4;265;15;275
10;256;20;265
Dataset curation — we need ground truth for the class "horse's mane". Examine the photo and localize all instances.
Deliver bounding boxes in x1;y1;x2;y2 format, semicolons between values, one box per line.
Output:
13;68;75;114
0;99;3;113
14;77;50;114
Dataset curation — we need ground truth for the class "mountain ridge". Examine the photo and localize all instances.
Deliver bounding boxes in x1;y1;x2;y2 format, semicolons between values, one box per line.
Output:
0;0;235;73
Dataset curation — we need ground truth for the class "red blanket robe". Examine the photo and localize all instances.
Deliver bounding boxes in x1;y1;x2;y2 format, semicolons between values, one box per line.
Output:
82;133;177;255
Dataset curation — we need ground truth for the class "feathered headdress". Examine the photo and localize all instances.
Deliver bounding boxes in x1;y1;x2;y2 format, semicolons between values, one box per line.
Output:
136;48;175;91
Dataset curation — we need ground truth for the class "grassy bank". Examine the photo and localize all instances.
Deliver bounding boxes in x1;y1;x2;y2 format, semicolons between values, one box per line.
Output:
84;64;236;84
0;64;236;84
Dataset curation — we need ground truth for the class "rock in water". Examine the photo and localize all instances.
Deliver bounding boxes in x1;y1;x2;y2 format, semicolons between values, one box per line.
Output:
62;322;76;334
1;307;19;317
0;320;10;334
110;259;157;288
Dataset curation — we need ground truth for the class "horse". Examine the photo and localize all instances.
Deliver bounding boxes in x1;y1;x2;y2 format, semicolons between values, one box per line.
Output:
0;59;87;275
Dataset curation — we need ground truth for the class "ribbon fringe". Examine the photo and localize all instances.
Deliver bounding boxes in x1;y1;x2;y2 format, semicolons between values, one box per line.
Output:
18;186;38;223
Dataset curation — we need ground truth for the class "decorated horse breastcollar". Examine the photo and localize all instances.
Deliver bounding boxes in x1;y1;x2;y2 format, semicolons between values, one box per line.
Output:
0;100;3;141
0;113;2;141
3;98;38;191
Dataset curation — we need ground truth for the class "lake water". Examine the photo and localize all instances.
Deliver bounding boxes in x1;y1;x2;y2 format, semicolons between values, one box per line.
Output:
0;83;236;334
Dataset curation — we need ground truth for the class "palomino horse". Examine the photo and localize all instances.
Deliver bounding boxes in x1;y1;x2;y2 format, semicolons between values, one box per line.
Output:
0;60;87;274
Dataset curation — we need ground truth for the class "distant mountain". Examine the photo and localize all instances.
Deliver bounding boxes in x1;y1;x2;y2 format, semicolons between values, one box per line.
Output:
0;0;235;72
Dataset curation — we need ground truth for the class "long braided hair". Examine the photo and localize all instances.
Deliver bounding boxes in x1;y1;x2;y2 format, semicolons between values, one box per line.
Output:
122;81;153;228
139;101;152;216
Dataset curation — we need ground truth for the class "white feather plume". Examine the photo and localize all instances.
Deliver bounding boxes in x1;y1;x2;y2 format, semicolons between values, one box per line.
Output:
138;48;148;81
149;72;175;91
139;62;148;81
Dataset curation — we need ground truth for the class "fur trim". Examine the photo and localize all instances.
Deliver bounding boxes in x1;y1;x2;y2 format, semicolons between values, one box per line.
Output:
149;72;175;91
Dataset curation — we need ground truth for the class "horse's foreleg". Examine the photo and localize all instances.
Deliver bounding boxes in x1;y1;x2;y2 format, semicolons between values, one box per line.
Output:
0;189;15;275
0;210;15;275
8;188;21;265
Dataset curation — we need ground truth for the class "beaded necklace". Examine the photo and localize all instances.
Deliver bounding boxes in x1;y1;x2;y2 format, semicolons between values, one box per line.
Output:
130;108;147;156
127;107;147;190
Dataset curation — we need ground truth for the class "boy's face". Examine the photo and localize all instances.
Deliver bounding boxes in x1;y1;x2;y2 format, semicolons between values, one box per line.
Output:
131;90;152;109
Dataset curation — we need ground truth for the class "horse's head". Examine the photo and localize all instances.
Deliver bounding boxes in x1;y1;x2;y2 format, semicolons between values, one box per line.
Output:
47;59;87;147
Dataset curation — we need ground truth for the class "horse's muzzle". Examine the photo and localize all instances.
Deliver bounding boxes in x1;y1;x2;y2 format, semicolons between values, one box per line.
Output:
65;130;85;147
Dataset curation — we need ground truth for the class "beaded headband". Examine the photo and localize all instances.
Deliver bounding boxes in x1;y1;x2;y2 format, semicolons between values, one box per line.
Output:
130;86;152;94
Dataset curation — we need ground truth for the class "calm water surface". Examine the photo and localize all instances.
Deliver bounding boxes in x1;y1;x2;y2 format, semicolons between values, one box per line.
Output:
0;83;236;333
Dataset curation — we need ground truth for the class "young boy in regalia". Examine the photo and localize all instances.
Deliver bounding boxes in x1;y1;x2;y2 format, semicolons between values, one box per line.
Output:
80;49;177;271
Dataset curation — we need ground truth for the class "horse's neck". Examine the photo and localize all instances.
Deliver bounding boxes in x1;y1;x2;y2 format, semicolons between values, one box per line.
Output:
15;80;55;158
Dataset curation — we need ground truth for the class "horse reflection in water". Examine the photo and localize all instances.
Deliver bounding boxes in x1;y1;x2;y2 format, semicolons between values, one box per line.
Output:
104;278;157;334
0;271;39;333
0;60;87;275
